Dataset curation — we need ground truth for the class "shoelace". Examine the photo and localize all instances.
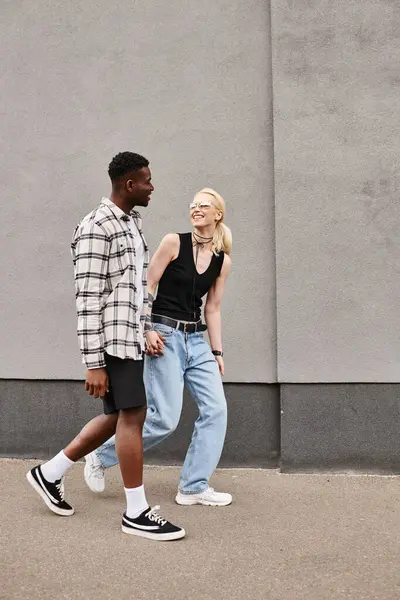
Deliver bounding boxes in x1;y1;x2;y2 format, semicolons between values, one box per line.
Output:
55;477;65;501
89;463;104;479
145;506;167;527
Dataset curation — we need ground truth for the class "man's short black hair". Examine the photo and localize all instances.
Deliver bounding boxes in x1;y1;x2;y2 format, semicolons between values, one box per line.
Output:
108;152;149;182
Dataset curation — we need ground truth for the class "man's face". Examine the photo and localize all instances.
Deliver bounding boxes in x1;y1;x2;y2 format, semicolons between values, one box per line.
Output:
126;167;154;207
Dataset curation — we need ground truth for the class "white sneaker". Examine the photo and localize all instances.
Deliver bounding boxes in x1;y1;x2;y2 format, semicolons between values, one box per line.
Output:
84;452;105;493
175;487;232;507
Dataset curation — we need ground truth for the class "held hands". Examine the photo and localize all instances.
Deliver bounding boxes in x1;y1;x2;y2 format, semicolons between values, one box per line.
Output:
85;368;109;399
145;330;166;358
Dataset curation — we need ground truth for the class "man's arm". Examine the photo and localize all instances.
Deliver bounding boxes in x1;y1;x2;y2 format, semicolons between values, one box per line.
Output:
73;220;110;370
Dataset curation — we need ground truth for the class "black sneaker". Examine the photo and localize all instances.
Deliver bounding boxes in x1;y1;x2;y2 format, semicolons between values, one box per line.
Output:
26;465;75;516
122;505;185;541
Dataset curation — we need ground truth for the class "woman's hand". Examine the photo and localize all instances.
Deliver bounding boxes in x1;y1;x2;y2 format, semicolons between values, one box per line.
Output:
145;330;166;357
215;355;225;376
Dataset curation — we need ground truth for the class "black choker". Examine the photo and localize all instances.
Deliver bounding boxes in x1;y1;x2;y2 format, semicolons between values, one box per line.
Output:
192;232;213;248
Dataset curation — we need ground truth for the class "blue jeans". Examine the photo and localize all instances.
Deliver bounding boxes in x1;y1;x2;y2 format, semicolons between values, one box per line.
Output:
96;323;227;494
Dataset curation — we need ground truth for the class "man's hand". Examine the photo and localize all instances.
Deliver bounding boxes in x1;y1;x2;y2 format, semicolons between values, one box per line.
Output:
145;330;166;357
85;368;109;399
215;355;225;376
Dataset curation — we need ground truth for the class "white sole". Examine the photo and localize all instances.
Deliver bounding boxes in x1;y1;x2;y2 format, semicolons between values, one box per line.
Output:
26;471;75;517
175;494;232;507
84;462;105;493
121;525;186;541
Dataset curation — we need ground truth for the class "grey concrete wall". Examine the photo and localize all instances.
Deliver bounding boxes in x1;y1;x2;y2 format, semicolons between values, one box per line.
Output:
271;0;400;382
4;1;398;471
0;380;280;467
281;383;400;472
0;0;276;383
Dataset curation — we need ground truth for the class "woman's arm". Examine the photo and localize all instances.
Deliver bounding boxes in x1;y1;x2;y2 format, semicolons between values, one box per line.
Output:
204;255;232;375
144;233;180;355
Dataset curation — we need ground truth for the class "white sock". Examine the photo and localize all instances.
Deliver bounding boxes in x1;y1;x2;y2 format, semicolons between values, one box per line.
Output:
41;450;75;482
124;485;149;519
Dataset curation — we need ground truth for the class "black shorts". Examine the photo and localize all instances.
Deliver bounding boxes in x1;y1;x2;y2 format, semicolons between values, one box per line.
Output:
102;354;147;415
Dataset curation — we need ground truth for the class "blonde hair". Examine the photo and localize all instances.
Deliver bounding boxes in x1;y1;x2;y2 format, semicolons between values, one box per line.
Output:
193;188;233;255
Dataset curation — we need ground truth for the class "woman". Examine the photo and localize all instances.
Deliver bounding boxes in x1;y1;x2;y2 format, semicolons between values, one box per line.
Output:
86;188;233;506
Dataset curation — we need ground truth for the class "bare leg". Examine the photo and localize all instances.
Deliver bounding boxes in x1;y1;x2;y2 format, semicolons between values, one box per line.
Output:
26;412;118;516
115;406;146;488
64;413;118;462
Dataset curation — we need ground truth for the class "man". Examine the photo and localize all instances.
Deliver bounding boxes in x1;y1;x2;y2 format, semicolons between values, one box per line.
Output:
26;152;185;541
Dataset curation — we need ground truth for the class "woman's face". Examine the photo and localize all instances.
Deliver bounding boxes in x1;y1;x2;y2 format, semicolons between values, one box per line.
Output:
189;193;221;228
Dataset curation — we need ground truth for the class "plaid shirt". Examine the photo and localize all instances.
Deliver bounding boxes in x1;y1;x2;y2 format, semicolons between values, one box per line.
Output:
71;197;149;369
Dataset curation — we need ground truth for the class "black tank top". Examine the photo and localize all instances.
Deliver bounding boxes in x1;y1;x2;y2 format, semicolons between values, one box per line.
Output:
152;233;225;322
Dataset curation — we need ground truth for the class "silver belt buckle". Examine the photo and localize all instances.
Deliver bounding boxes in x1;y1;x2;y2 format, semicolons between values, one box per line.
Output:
183;322;188;333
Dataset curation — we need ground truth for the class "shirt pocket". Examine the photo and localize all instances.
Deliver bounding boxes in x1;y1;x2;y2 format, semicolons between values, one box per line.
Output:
109;239;131;276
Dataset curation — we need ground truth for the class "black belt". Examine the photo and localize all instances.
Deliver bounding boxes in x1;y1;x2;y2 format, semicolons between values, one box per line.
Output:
152;314;207;333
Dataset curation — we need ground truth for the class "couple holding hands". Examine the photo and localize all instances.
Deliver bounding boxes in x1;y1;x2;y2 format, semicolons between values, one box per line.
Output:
27;151;232;542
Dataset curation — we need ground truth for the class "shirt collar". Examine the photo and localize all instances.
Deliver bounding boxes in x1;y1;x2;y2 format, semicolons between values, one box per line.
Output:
101;197;142;222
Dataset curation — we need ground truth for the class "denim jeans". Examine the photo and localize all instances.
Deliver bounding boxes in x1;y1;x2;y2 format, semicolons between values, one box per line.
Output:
96;323;227;494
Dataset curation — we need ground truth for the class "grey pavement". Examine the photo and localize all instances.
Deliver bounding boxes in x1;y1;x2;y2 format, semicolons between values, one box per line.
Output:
1;459;400;600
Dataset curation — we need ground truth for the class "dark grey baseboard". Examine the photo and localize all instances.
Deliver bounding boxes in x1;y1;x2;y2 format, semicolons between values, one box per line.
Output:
0;380;280;468
3;380;399;472
281;383;400;473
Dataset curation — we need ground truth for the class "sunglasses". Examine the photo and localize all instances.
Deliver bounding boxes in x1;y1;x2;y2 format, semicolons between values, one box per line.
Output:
189;201;215;210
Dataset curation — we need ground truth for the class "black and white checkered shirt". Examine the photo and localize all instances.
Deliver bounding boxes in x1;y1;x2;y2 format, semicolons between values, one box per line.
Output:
71;197;149;369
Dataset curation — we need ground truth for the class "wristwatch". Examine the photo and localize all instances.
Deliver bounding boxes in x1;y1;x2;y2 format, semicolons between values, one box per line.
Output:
212;350;224;357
